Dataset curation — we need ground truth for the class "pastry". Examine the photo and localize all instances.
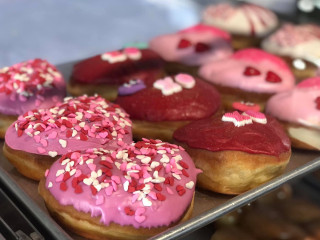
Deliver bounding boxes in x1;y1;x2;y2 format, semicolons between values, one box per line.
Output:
173;111;291;194
149;24;232;74
115;73;221;142
0;58;66;137
266;77;320;150
68;48;165;101
4;95;132;180
262;23;320;81
198;48;295;111
202;3;279;49
38;139;200;240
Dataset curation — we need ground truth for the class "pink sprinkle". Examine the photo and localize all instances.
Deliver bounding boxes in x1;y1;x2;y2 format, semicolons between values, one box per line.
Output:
34;135;41;143
99;132;108;138
166;187;174;195
60;125;66;131
37;147;46;154
75;169;82;177
95;195;104;205
75;125;81;131
135;207;146;216
105;186;113;196
71;152;81;160
148;191;157;200
55;174;64;182
120;162;127;171
40;139;48;147
165;164;171;173
132;193;139;203
35;99;42;107
45;169;49;177
105;157;113;163
48;131;58;139
88;163;96;171
111;176;121;184
112;181;118;191
135;215;146;223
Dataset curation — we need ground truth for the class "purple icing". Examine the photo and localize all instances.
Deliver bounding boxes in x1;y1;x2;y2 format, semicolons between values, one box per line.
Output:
118;79;146;96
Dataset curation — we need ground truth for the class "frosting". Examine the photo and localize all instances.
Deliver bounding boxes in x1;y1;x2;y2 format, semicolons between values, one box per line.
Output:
202;3;278;37
118;79;146;96
0;59;65;115
266;77;320;128
115;76;221;121
149;24;232;66
232;101;261;112
45;139;200;228
5;95;132;156
198;48;295;94
262;24;320;65
173;114;290;156
71;49;164;85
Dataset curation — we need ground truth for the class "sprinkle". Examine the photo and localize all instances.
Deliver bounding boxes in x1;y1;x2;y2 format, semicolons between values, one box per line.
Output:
56;169;65;177
47;182;53;188
185;181;194;189
59;139;67;148
37;147;46;154
222;111;252;127
175;74;195;89
48;151;58;158
142;197;152;207
45;169;49;177
243;110;267;124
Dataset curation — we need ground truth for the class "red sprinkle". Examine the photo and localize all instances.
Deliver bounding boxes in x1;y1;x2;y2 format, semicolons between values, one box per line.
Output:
182;169;189;177
266;71;282;83
195;42;211;53
156;192;166;201
124;206;135;216
90;185;97;195
176;185;186;196
243;66;261;76
60;182;67;191
177;38;192;49
179;161;189;169
154;184;163;192
75;185;83;194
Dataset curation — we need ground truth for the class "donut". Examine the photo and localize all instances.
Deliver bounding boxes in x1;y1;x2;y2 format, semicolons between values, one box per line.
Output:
4;95;132;180
198;48;295;111
262;23;320;81
173;111;291;194
202;3;278;49
149;24;232;75
115;73;221;142
68;48;165;101
38;139;200;240
266;77;320;151
0;58;66;138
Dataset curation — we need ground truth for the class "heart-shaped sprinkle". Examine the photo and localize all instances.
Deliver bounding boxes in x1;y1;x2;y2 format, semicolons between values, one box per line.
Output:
123;47;142;60
135;215;146;223
177;38;192;49
222;111;252;127
266;71;282;83
101;51;127;63
243;66;261;76
243;110;267;124
175;74;195;89
195;42;211;53
153;77;182;96
232;101;261;112
124;206;135;216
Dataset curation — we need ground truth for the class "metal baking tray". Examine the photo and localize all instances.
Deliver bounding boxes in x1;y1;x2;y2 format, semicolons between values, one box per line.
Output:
0;61;320;239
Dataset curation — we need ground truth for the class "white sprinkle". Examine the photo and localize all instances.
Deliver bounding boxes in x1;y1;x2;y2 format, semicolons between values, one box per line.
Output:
157;150;166;154
48;182;53;188
115;162;121;169
141;157;151;164
83;178;93;185
160;154;169;163
79;122;85;128
59;139;67;148
48;151;58;158
150;162;160;169
186;181;194;189
172;173;181;180
86;159;94;164
56;169;65;177
144;177;152;183
70;169;76;176
72;130;77;137
142;197;152;207
97;169;102;177
123;181;129;191
151;177;165;183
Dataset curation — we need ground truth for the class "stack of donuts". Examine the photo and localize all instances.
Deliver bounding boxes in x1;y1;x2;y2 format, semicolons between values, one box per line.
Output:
2;1;320;239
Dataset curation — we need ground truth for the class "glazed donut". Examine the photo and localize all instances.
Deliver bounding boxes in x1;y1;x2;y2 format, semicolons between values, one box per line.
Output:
173;111;291;194
149;24;232;75
4;95;132;180
266;77;320;151
262;23;320;81
202;3;279;49
198;48;295;111
38;139;200;240
0;59;66;138
68;48;165;101
115;73;221;142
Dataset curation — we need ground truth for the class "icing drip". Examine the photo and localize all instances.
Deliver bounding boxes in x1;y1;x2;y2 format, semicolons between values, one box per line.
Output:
45;139;200;228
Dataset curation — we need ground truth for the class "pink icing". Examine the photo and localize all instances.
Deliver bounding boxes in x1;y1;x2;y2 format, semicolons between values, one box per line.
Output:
266;77;320;127
178;23;230;41
5;95;132;156
149;24;232;66
45;140;200;228
297;77;320;89
0;59;66;115
198;48;295;94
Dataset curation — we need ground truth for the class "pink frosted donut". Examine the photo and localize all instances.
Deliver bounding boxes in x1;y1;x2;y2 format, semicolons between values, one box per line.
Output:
198;48;295;110
39;139;200;239
149;24;232;66
202;3;278;37
266;77;320;150
4;95;132;180
0;59;66;137
262;23;320;65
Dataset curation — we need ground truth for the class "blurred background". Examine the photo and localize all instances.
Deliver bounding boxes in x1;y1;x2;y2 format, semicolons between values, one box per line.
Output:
0;0;319;67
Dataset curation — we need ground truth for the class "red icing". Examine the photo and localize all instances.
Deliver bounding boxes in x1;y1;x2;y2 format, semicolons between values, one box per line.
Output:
115;78;221;121
297;77;320;89
177;39;192;49
243;66;261;76
195;42;211;53
266;71;282;83
315;96;320;110
179;24;231;41
71;49;164;85
173;114;290;156
232;101;261;112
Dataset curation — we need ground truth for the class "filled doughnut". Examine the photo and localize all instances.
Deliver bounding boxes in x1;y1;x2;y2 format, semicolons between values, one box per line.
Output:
68;48;165;101
0;58;66;137
38;139;200;240
4;95;132;180
173;111;291;194
115;73;221;142
198;48;295;111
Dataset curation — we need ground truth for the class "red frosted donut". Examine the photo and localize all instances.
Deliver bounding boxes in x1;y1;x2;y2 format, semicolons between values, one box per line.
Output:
0;59;66;137
4;95;132;180
68;48;165;100
173;111;291;194
38;139;200;240
115;73;221;142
